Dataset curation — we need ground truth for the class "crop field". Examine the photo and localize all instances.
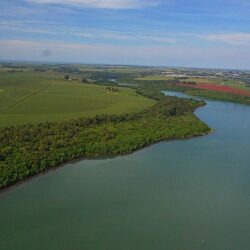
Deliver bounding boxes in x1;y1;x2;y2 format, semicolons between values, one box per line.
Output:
178;83;250;96
135;75;174;81
179;77;223;84
0;72;155;127
80;66;152;74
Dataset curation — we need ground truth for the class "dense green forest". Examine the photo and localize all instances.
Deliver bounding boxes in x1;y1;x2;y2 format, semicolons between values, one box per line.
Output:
0;92;210;189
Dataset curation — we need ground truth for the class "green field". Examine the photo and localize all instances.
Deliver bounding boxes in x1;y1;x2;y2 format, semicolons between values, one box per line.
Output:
0;72;155;127
135;75;174;81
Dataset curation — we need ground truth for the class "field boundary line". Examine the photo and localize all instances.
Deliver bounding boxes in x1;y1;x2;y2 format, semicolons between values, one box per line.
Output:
3;85;50;112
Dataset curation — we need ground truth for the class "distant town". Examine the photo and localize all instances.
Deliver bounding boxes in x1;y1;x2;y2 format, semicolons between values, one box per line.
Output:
162;68;250;85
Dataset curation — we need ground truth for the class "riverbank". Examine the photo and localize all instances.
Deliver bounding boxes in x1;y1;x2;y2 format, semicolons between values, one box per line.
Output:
0;95;211;190
0;125;211;194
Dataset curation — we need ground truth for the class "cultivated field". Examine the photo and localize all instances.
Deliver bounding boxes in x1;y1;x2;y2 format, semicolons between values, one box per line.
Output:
178;83;250;96
135;75;174;81
0;72;155;127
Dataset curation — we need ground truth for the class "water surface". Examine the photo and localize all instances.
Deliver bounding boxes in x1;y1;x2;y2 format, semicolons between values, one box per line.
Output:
1;92;250;250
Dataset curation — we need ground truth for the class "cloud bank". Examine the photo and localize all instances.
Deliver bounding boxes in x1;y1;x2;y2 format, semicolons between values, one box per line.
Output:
200;33;250;45
1;39;249;69
25;0;160;9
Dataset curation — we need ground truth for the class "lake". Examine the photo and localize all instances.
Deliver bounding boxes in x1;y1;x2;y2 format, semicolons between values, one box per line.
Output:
1;91;250;250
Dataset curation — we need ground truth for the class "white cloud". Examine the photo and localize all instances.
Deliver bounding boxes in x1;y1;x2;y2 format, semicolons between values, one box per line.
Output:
25;0;160;9
0;22;175;44
199;33;250;45
77;31;176;43
0;25;63;36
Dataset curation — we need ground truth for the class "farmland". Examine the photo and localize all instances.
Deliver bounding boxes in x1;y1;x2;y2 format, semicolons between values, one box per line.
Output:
135;75;174;81
178;83;250;96
0;72;155;127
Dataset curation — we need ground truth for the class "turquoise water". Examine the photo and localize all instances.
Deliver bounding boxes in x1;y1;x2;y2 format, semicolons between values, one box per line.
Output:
1;92;250;250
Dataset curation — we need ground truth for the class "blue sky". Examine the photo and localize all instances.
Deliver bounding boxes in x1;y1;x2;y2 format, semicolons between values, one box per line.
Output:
0;0;250;69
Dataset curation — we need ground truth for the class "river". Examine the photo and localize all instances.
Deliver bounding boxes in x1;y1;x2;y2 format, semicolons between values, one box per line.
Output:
1;91;250;250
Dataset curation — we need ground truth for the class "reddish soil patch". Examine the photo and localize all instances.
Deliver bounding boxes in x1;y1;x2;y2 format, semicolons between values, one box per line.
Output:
178;83;250;97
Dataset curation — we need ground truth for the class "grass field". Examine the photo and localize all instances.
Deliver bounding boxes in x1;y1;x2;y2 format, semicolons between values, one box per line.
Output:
135;75;174;81
0;72;155;127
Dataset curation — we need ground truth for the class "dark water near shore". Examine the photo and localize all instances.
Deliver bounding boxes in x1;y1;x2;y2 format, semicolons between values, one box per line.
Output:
1;92;250;250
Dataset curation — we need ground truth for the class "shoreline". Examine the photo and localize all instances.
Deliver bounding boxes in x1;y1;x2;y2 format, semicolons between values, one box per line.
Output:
0;127;212;195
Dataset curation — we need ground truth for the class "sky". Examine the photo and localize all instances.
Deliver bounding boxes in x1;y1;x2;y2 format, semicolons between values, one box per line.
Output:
0;0;250;69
